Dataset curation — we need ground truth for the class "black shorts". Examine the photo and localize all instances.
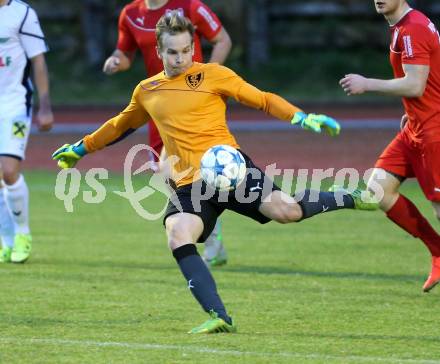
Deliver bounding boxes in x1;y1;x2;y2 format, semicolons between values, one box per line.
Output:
163;151;280;242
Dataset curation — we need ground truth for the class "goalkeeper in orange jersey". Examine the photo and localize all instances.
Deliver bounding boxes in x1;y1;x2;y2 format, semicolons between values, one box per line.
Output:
102;0;232;268
52;11;377;334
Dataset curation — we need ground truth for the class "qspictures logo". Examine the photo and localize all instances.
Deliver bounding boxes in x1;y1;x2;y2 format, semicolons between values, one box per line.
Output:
54;144;385;220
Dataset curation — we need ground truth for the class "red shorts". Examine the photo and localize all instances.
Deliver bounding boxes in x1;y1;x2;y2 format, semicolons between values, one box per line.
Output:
148;121;163;162
375;131;440;202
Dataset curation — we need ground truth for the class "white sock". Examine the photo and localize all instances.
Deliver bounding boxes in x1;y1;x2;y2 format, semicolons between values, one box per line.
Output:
204;220;221;246
203;220;224;260
0;187;15;248
4;174;30;235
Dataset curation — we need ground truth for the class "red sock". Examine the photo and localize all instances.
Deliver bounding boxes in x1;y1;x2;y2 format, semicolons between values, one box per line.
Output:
386;195;440;256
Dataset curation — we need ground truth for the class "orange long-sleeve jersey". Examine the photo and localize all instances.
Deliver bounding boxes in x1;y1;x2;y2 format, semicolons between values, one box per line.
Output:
84;62;302;187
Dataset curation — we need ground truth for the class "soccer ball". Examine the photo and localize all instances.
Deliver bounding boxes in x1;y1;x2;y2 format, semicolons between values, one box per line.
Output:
200;145;247;191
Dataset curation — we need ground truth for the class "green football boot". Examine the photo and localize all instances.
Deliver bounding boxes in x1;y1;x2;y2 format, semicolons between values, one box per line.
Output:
204;242;228;267
188;310;236;334
11;234;32;263
0;247;12;263
329;185;379;211
206;254;227;267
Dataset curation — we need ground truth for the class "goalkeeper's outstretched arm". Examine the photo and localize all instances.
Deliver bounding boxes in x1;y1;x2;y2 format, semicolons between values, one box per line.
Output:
237;83;340;136
214;65;341;136
52;84;150;169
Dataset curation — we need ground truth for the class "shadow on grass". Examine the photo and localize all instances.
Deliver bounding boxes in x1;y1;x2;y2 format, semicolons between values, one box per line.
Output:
1;259;426;283
220;265;424;283
1;315;160;330
34;257;173;271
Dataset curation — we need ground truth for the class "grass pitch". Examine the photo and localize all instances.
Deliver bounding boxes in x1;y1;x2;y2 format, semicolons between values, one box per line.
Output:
1;171;440;364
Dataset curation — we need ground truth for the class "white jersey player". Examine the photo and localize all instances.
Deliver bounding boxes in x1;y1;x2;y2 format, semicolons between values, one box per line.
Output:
0;0;54;263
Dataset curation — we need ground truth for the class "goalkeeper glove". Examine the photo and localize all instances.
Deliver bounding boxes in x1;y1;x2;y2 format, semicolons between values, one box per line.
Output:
291;112;341;136
52;140;87;169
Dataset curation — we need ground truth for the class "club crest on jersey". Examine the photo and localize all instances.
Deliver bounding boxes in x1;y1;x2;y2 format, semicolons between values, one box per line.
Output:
185;72;204;89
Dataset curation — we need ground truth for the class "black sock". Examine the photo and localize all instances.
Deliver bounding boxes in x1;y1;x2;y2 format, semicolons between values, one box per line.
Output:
295;189;354;220
173;244;231;324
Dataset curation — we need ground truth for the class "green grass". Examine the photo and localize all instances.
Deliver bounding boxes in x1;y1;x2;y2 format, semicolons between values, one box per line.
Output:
1;171;440;363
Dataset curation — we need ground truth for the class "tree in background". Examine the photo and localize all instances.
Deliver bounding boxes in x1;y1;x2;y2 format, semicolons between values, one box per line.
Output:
81;0;111;70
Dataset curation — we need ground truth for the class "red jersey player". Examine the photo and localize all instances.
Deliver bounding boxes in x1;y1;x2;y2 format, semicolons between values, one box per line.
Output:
102;0;232;267
340;0;440;292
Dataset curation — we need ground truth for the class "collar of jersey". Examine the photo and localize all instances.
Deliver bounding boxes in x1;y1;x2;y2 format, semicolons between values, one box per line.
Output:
164;62;201;81
141;62;202;90
389;7;413;27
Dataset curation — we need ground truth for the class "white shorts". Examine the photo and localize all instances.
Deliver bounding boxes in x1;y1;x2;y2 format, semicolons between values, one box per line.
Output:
0;110;32;160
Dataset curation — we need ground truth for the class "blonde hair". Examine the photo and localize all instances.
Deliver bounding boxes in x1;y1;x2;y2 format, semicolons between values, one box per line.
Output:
156;10;195;49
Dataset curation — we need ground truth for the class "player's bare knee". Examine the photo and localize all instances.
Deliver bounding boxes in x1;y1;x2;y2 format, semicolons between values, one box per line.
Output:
165;220;189;250
367;169;402;212
167;233;189;251
2;169;19;186
286;203;303;222
378;192;399;212
273;203;302;223
367;182;393;212
167;230;188;250
168;238;189;251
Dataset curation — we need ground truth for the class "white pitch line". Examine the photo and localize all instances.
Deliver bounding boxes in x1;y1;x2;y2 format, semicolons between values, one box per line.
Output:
0;337;439;364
